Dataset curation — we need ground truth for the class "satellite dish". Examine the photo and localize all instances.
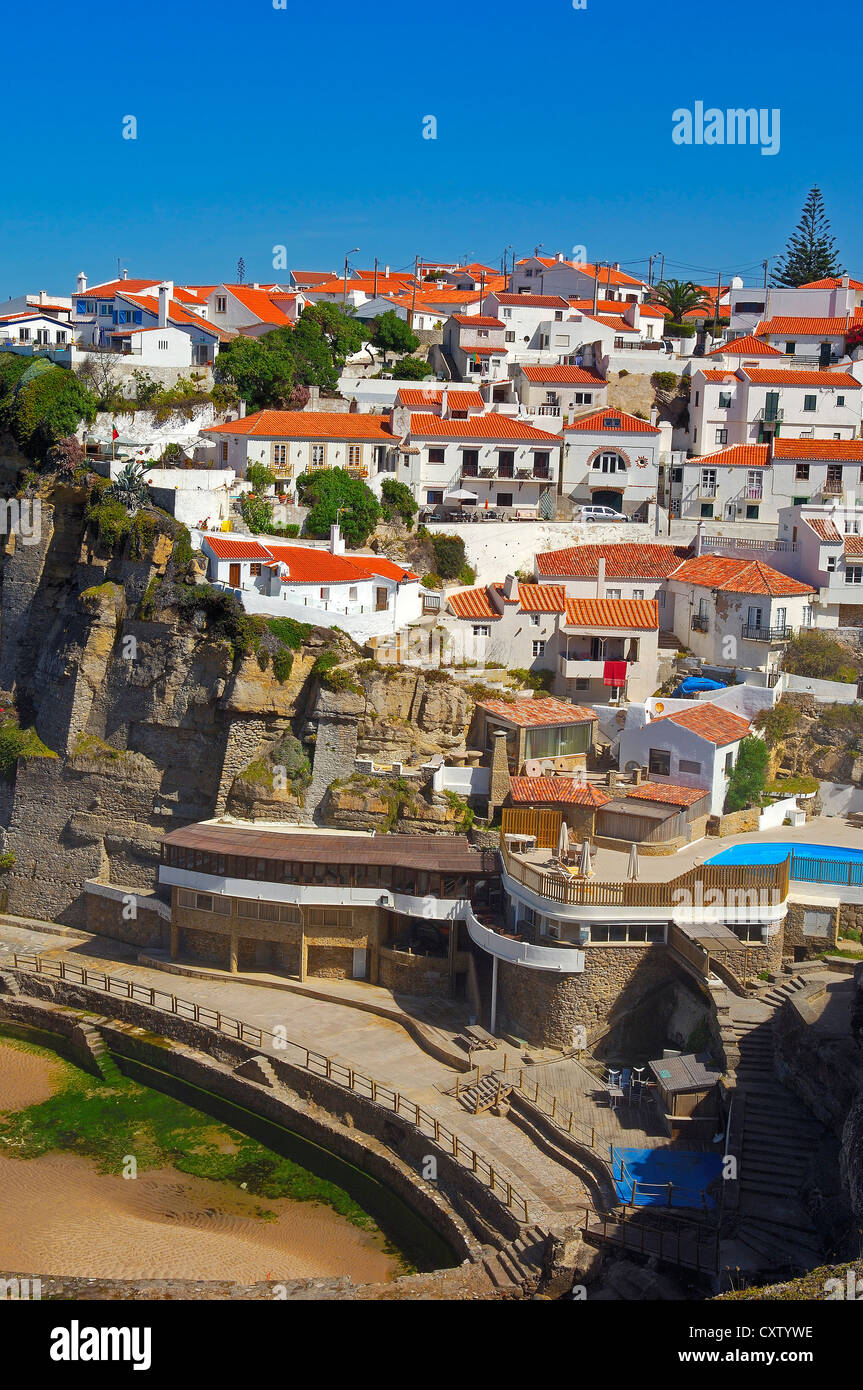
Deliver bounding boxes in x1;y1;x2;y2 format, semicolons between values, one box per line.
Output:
624;761;641;774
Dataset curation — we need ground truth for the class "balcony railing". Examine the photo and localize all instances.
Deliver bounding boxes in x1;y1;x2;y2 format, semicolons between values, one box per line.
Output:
699;485;717;498
691;614;709;632
823;480;844;495
742;623;792;641
536;404;561;416
741;487;763;501
757;406;784;423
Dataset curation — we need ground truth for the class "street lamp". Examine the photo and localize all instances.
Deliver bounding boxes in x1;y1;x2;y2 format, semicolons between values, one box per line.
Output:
343;248;359;308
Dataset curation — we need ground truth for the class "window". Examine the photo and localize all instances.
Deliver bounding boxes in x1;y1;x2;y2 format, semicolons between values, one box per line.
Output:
838;395;846;407
792;497;808;506
745;505;759;520
426;489;443;504
524;723;590;761
700;502;714;518
428;447;445;464
648;749;671;776
221;442;228;462
349;586;357;601
505;331;515;342
575;678;589;690
348;445;361;467
725;751;734;773
320;586;330;601
795;463;809;480
694;391;699;406
158;339;169;351
784;341;796;355
497;493;513;508
311;444;326;467
735;301;765;314
718;391;732;408
715;428;728;445
472;624;491;638
498;449;515;477
679;759;702;775
846;566;863;585
747;605;764;629
502;308;512;318
574;392;593;406
827;556;837;572
250;563;262;577
803;909;833;937
532;640;546;657
803;394;817;412
216;296;227;313
529;613;541;627
607;588;622;600
273;443;287;466
632;589;644;600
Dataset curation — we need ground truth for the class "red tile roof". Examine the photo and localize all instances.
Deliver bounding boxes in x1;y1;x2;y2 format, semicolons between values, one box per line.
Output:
119;292;233;340
625;782;709;808
222;285;294;324
689;443;770;468
517;583;566;613
201;533;416;584
806;517;841;541
755;316;850;337
204;411;394;440
742;367;860;388
464;345;507;355
77;278;161;298
447;588;501;620
396;388;484;410
405;414;560;442
651;704;752;747
508;777;612;806
800;276;863;290
564;409;659;434
843;537;863;558
478;697;598;727
452;314;504;328
698;370;740;384
520;365;606;386
536;543;689;579
708;335;782;357
491;293;572;309
773;438;863;460
668;555;815;596
563;597;658;629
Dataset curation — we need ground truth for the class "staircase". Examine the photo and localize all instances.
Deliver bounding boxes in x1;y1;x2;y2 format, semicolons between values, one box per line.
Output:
482;1225;549;1293
728;973;825;1272
76;1021;124;1085
458;1074;513;1114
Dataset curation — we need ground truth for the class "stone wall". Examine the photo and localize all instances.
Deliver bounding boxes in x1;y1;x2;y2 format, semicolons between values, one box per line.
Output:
378;947;451;998
84;883;168;949
707;807;760;838
785;900;840;960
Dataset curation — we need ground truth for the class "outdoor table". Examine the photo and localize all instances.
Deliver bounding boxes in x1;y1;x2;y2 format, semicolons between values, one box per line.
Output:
606;1084;624;1110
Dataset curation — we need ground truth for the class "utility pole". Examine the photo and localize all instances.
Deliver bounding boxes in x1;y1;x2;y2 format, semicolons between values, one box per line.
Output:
409;253;420;328
711;268;723;341
648;254;655;288
479;271;486;308
373;257;379;298
593;261;605;316
659;253;665;283
762;258;769;289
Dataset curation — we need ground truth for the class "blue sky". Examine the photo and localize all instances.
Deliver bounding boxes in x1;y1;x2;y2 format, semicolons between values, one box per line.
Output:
1;0;860;299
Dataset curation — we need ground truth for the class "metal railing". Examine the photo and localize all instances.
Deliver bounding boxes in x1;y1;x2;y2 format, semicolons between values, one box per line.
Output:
5;952;531;1223
741;623;792;641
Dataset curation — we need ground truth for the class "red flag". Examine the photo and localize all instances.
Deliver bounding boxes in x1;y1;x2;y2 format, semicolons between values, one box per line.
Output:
112;427;119;440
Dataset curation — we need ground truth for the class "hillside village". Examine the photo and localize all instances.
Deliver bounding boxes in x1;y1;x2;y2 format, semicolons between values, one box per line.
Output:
1;220;863;1306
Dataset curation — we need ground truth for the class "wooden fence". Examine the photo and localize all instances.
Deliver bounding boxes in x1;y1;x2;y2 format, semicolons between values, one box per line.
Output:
4;953;531;1223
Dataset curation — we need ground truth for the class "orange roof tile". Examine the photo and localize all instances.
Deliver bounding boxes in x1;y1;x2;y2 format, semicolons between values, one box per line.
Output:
517;583;566;613
800;276;863;290
204;411;394;440
520;365;606;386
535;543;689;579
773;438;863;461
742;367;860;388
201;534;415;584
624;782;709;808
447;588;501;621
708;335;782;357
563;597;658;629
668;555;815;596
564;409;659;434
688;444;770;468
452;314;504;327
698;370;741;383
508;777;612;806
491;293;571;309
202;536;272;561
396;388;484;410
651;704;751;747
844;537;863;558
806;517;841;541
405;414;560;442
755;316;850;336
478;697;598;727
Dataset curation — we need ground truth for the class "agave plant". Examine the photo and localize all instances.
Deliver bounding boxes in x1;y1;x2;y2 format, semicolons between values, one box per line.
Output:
108;460;151;514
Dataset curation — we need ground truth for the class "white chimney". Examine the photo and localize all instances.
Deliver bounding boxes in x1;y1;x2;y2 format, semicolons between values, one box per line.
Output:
122;268;128;280
504;573;518;599
158;283;170;328
39;290;47;304
596;556;606;599
77;272;87;294
237;400;247;418
556;252;564;263
694;519;704;556
252;282;260;290
330;524;345;556
385;265;390;277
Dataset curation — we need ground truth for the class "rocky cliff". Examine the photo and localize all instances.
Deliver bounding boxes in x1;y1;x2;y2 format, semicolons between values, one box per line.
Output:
0;484;478;925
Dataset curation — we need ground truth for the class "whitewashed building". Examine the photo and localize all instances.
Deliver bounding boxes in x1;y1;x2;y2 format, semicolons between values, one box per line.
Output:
675;438;863;526
688;366;861;457
561;408;661;514
617;701;754;817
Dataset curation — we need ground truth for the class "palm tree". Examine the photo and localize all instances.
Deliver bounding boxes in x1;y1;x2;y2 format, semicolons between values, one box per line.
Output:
649;279;712;323
109;461;151;514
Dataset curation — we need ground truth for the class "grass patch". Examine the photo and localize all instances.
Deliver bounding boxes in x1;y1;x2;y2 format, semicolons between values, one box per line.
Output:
764;775;819;796
0;722;57;777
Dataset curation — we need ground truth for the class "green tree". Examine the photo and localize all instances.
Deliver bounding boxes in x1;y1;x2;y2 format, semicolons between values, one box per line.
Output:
431;533;467;580
371;310;420;365
781;629;858;682
724;737;769;812
213;335;299;411
296;467;380;546
393;355;431;379
246;462;276;494
772;187;844;287
649;280;711;322
7;365;97;456
380;477;418;526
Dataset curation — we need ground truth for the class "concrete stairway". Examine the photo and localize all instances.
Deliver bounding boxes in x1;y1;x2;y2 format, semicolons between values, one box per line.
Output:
728;975;825;1271
76;1021;125;1085
482;1225;549;1293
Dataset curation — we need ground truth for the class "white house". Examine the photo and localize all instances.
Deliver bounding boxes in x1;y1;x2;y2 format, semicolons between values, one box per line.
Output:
509;256;648;304
688;366;862;457
535;542;690;638
561;408;661;514
203;410;396;497
442;314;509;381
203;283;303;332
0;311;72;348
666;552;816;676
676;437;863;526
726;280;863;336
510;364;607;428
197;526;422;638
617;700;754;816
776;501;863;627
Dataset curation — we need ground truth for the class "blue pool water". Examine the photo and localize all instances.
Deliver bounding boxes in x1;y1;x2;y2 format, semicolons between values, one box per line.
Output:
611;1147;723;1208
708;841;863;868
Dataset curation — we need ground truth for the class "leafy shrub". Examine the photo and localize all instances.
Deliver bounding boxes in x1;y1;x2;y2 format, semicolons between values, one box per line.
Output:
272;648;293;683
431;533;467;580
0;721;57;777
380;477;418;527
663;321;696;338
651;371;677;391
246;462;276;493
724;737;769;812
296;467;380;547
510;668;554;693
4;364;97;456
782;630;858;683
312;651;360;693
754;698;801;746
266;617;312;650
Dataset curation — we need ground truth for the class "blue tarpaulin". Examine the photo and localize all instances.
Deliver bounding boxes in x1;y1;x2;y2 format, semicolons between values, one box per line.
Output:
671;677;727;697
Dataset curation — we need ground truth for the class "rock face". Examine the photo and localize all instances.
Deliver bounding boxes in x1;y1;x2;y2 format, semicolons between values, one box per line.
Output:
0;493;479;925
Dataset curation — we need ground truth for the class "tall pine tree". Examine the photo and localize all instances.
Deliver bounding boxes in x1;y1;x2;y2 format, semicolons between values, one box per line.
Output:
771;187;844;287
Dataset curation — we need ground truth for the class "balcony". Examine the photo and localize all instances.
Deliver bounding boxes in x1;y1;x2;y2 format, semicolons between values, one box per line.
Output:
699;485;717;498
558;656;606;679
691;614;709;632
536;404;561;417
757;406;784;423
742;623;792;641
741;487;763;502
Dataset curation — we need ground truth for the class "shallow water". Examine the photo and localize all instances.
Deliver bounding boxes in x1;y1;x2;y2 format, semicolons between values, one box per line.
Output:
0;1036;400;1284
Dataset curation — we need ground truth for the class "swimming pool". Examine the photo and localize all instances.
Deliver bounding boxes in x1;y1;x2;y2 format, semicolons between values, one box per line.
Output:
611;1147;722;1208
707;841;863;887
708;842;863;867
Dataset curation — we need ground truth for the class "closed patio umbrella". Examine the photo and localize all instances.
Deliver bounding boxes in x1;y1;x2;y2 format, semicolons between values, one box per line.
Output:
579;840;593;878
557;820;569;860
628;841;639;881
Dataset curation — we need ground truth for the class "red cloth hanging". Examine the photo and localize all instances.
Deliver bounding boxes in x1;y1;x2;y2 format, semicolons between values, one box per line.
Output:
603;660;627;687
